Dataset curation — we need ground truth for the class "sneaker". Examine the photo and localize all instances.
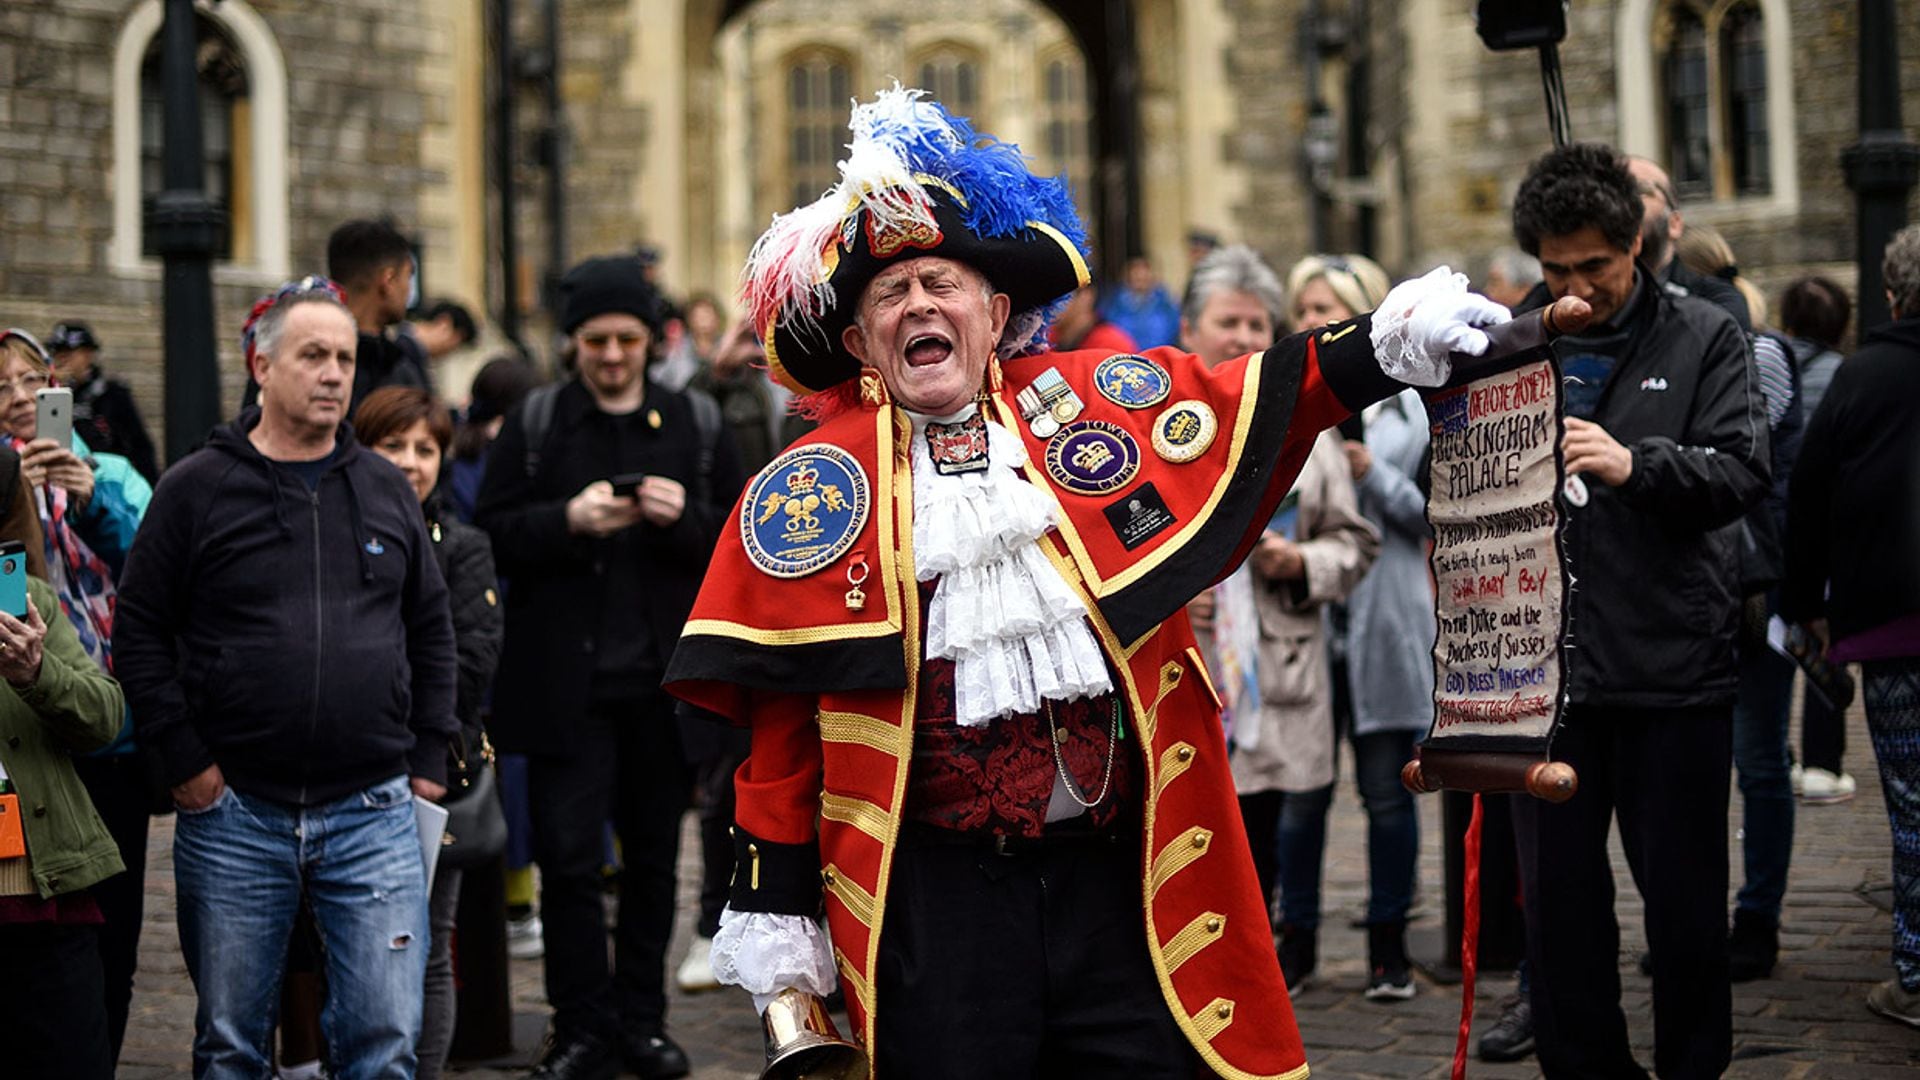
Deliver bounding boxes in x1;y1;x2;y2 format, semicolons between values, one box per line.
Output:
1866;979;1920;1029
1789;761;1804;795
1800;768;1857;804
508;911;545;960
1364;921;1417;1001
1477;993;1536;1062
675;935;721;992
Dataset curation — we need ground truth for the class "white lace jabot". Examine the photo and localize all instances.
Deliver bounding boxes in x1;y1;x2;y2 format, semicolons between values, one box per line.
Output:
908;403;1113;726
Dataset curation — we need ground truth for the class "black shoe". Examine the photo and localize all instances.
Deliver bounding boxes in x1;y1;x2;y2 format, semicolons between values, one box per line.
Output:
529;1032;619;1080
1477;993;1535;1062
1278;924;1317;994
1364;920;1417;1001
623;1031;691;1080
1727;908;1779;982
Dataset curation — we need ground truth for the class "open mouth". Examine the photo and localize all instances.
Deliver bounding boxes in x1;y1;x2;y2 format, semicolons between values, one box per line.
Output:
904;332;953;368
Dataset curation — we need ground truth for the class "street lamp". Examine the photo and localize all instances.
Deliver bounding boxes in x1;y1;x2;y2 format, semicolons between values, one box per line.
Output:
146;0;225;466
1842;0;1919;332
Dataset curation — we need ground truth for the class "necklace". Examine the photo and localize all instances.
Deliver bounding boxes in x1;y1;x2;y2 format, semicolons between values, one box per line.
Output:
1045;695;1121;809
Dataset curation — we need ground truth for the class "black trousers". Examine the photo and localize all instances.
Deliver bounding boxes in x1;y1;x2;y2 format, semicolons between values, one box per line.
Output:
1514;704;1732;1080
529;693;691;1041
873;824;1202;1080
0;920;113;1080
72;752;150;1063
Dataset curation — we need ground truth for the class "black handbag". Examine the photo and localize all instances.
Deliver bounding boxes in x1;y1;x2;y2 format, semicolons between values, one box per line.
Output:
439;734;507;870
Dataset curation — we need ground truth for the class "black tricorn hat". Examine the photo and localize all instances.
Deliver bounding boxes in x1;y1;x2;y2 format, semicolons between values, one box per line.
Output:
744;89;1091;397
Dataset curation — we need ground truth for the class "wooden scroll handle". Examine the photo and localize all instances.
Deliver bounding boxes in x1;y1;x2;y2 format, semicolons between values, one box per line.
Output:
1401;747;1578;803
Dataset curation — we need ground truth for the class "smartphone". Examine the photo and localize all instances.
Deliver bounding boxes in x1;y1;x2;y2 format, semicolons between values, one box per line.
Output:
35;386;72;449
609;471;648;499
0;540;27;618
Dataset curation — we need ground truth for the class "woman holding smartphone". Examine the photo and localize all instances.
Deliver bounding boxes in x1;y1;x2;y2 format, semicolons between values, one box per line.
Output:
0;329;150;1067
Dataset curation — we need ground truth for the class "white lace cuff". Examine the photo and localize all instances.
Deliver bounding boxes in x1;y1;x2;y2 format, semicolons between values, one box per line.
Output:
711;907;838;1008
1367;266;1512;387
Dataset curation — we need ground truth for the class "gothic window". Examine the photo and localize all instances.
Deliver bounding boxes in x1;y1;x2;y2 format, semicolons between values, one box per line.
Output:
787;53;852;209
1656;0;1771;201
1036;50;1092;225
915;46;981;122
114;0;288;277
1722;3;1769;195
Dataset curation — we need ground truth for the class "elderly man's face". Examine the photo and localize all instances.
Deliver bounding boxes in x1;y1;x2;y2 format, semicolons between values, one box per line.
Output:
254;302;357;436
1626;157;1681;271
842;257;1010;416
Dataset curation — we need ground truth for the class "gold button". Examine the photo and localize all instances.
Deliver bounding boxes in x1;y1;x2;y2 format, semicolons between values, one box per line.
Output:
1176;746;1195;762
821;869;834;884
1191;833;1208;849
1206;917;1223;933
1215;1003;1232;1019
747;843;758;857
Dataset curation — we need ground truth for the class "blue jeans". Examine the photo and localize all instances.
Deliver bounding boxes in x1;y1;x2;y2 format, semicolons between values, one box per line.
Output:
1733;644;1796;919
1274;785;1335;931
1352;730;1420;924
173;775;429;1080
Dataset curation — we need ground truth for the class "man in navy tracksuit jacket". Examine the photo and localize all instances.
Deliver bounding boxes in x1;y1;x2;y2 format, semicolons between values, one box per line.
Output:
115;283;457;1080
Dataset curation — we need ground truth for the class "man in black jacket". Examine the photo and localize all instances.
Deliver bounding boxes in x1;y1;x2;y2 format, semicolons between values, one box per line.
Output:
1625;156;1752;332
45;322;160;483
1784;225;1920;1029
1507;144;1769;1080
476;255;743;1080
115;282;459;1079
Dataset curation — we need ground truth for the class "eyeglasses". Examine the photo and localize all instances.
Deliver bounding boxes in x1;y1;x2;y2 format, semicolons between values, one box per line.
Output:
0;372;50;398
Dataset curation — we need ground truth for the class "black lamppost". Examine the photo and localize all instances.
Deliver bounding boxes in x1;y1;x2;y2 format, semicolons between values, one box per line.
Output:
1842;0;1919;332
146;0;225;465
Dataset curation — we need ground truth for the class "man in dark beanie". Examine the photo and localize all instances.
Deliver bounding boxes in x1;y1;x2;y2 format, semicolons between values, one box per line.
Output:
475;254;742;1080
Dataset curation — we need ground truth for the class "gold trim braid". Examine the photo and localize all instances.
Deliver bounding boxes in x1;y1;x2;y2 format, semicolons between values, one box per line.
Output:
820;792;890;844
1150;826;1214;895
818;710;903;757
1163;911;1228;973
822;864;877;927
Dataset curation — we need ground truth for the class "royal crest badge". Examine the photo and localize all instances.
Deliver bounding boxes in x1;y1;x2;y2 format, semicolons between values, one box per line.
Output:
741;445;871;578
1093;354;1172;410
1044;420;1141;496
1151;399;1218;463
926;411;991;476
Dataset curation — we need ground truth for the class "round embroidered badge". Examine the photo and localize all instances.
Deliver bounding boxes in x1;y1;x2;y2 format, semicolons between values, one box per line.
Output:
1092;354;1173;410
741;445;871;578
1044;420;1141;496
1151;400;1218;463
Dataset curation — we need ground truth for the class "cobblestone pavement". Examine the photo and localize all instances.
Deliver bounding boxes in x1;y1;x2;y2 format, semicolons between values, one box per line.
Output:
120;700;1920;1079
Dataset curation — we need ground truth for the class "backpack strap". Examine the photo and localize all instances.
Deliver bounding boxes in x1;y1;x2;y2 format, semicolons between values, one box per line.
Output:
518;382;564;480
684;387;722;509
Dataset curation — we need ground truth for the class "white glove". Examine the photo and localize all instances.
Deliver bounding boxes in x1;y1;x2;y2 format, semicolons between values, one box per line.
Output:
1368;266;1513;386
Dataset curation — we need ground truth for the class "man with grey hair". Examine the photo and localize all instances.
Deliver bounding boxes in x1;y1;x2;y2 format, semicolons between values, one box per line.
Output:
1482;248;1543;310
1785;223;1920;1029
1624;156;1751;331
117;278;458;1079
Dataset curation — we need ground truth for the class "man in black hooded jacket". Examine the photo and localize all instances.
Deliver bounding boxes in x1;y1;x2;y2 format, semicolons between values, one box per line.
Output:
116;282;458;1079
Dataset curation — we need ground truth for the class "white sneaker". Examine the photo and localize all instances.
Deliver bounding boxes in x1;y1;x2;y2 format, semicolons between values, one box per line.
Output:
1800;767;1857;804
676;935;721;992
1790;761;1804;795
507;912;545;960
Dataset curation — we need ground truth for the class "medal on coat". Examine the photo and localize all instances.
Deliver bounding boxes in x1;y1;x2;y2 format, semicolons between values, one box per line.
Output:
1044;420;1140;496
1093;354;1172;410
1151;399;1218;463
1016;367;1082;439
925;412;991;475
742;445;871;578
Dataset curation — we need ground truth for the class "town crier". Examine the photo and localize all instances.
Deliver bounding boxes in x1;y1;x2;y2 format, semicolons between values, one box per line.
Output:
663;88;1550;1079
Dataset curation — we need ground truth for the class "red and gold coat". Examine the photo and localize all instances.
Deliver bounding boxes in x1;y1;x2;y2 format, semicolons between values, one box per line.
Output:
666;318;1402;1079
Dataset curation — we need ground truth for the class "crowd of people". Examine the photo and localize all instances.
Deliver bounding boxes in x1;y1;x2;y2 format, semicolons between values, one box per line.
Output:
0;100;1914;1080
